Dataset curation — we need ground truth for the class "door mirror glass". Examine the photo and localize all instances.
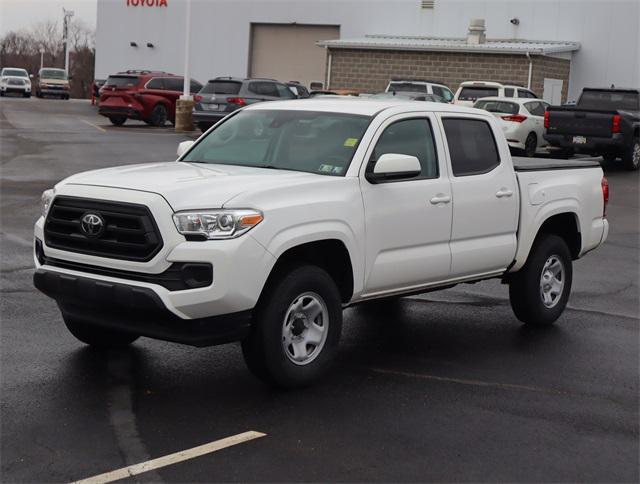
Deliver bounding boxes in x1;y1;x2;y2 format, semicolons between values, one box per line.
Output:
177;140;195;158
368;153;421;183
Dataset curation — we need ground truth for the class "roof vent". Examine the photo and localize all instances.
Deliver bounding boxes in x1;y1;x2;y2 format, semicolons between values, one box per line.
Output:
421;0;435;8
467;18;486;44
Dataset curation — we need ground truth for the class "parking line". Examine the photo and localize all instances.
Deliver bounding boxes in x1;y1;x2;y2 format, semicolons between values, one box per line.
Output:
72;430;266;484
80;119;106;133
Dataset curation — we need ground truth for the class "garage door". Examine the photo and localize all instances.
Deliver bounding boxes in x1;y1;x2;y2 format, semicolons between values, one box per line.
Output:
249;24;339;89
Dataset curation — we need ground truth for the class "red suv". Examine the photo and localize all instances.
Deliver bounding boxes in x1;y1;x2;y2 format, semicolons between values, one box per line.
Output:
98;70;202;126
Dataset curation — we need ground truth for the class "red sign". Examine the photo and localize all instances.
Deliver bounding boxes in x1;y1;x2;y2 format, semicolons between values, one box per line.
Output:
126;0;168;6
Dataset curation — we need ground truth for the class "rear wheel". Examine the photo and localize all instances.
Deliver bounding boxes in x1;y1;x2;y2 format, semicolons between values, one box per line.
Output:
524;132;537;157
509;234;572;326
149;104;167;127
241;265;342;388
109;116;127;126
622;137;639;171
62;313;139;348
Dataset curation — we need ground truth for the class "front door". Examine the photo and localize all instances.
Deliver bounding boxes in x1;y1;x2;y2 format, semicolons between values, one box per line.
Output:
360;113;453;296
439;114;519;278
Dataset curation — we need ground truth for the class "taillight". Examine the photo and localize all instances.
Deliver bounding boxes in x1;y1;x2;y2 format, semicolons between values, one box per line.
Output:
227;97;247;107
501;114;527;123
544;111;550;129
194;94;203;102
612;114;621;133
601;176;609;217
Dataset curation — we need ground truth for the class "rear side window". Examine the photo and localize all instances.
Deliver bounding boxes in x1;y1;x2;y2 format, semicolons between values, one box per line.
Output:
276;83;296;99
200;81;241;95
458;87;499;101
518;89;537;98
146;77;164;89
524;101;545;116
442;118;500;176
388;82;428;93
248;81;279;97
432;85;453;102
190;80;202;93
504;87;515;97
164;77;183;91
371;119;439;179
474;100;519;114
106;76;139;88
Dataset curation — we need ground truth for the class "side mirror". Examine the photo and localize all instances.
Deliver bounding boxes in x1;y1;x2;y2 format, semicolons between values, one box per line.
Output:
367;153;421;183
177;140;195;158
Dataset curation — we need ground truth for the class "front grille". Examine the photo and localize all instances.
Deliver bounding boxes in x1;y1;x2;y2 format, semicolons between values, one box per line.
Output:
44;196;163;262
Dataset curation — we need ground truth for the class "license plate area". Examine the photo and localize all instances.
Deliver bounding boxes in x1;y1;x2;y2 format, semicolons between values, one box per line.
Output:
573;135;587;144
203;103;221;111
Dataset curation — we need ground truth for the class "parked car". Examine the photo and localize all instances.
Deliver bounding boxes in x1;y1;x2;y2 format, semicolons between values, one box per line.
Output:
98;70;202;126
544;87;639;170
385;79;454;103
286;81;310;98
192;77;295;132
35;68;70;99
34;98;609;388
309;89;360;97
0;67;32;97
454;81;538;107
372;91;447;103
474;97;550;157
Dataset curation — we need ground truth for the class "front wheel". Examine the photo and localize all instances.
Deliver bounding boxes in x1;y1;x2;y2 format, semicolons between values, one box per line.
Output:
623;137;640;171
62;313;139;348
509;234;573;326
242;265;342;388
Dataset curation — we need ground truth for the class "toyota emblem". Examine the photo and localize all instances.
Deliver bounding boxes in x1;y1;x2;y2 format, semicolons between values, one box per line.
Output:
80;213;105;237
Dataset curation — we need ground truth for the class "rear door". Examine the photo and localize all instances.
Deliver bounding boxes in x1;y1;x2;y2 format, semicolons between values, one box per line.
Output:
438;114;518;277
360;113;453;295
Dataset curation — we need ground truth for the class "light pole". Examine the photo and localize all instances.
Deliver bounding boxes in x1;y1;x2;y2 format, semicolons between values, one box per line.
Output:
39;47;45;70
175;0;194;132
63;8;74;74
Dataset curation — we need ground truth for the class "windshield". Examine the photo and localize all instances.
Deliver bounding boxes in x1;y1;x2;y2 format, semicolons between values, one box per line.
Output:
200;80;241;95
459;86;499;101
578;90;639;111
388;82;428;93
41;69;67;80
474;100;519;114
2;69;28;78
105;75;138;88
182;109;371;176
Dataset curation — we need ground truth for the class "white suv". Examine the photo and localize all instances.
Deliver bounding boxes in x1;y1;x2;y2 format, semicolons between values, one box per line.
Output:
454;81;537;107
0;67;32;98
385;79;454;102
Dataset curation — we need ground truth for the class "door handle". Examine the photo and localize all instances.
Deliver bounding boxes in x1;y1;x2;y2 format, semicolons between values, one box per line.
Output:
496;188;514;198
430;194;451;205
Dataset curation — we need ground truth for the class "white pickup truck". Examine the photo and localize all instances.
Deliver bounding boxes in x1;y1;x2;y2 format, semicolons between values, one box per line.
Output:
34;99;609;387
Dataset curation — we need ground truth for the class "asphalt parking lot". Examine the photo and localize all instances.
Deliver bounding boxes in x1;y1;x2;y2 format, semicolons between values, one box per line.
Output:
1;96;638;482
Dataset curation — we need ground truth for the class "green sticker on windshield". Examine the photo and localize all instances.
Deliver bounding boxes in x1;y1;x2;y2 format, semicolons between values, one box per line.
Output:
344;138;358;147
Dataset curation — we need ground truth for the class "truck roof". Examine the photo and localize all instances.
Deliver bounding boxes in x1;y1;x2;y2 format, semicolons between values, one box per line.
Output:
246;98;485;117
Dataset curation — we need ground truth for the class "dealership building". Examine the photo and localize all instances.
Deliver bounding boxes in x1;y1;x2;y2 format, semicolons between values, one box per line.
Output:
95;0;639;102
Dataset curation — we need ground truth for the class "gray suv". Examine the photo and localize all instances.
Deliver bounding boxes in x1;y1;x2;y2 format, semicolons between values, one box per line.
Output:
193;77;297;132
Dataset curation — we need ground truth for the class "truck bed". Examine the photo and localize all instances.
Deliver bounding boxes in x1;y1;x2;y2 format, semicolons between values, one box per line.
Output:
512;157;600;171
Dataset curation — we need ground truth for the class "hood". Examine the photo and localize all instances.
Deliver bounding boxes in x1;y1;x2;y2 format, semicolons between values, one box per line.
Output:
61;162;334;211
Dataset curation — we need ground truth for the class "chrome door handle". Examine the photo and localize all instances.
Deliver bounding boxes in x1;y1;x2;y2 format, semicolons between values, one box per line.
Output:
430;194;451;205
496;188;514;198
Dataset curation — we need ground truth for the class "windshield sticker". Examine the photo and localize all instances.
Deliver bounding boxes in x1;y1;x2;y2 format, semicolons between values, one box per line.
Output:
343;138;358;147
319;164;334;173
332;166;344;175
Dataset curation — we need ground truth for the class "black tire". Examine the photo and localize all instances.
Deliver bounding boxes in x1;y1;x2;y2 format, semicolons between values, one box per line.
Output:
149;104;167;127
524;132;537;158
23;92;31;98
241;265;342;388
509;234;573;326
622;137;639;171
109;116;127;126
602;152;617;163
62;313;139;348
0;91;4;97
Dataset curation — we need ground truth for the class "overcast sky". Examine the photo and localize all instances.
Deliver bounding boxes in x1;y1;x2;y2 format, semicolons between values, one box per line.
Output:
0;0;97;36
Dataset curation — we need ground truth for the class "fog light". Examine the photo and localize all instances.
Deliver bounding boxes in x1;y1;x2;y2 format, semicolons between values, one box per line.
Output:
180;263;213;289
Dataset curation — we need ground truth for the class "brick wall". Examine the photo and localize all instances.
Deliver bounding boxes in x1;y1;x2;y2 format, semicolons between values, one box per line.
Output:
328;48;571;102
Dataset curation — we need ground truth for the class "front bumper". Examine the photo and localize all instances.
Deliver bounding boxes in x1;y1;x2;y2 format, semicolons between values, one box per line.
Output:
544;133;625;154
1;85;30;93
34;269;251;346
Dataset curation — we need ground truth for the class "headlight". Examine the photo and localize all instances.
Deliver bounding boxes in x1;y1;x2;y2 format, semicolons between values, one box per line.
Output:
173;209;263;240
41;189;55;218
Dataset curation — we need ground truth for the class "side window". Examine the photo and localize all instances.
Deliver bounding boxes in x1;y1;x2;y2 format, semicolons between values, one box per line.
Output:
248;81;279;97
442;118;500;177
146;77;164;89
518;89;537;99
524;101;545;116
433;85;453;102
504;87;515;97
164;77;183;92
371;119;439;180
190;79;202;93
276;83;296;99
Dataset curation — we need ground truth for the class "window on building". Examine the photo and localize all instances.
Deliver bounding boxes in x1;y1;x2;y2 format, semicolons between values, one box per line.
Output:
442;118;500;176
370;119;439;180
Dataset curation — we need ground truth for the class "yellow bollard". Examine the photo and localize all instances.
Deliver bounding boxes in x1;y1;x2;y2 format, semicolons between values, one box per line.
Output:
175;98;195;132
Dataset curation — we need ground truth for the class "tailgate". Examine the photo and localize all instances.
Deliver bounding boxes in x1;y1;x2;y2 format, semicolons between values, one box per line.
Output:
547;109;615;137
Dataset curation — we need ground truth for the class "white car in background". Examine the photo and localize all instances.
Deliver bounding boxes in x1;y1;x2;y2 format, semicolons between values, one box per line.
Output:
454;81;537;107
0;67;32;98
474;96;550;157
386;79;454;103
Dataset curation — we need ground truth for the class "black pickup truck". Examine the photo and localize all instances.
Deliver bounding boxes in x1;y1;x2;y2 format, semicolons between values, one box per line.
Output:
544;88;639;170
